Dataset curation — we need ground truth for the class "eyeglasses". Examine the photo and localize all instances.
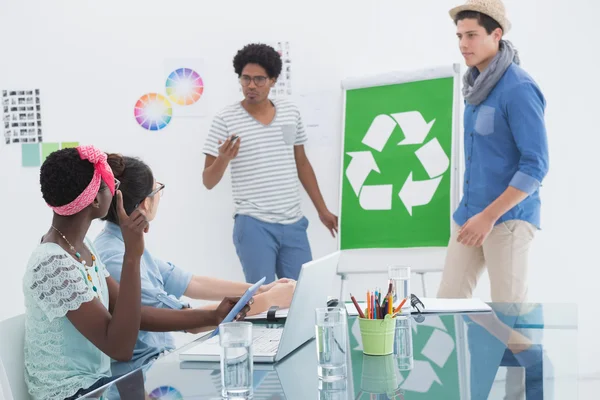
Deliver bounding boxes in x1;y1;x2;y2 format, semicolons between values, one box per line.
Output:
101;178;120;194
133;182;165;210
239;75;269;87
147;182;165;199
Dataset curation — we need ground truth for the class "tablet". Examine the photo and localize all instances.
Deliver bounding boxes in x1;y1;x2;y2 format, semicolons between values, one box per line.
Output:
209;276;266;338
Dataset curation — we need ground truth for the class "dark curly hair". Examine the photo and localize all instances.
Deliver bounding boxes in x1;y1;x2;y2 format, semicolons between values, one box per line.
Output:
454;10;502;34
103;155;154;224
40;147;98;207
233;43;282;79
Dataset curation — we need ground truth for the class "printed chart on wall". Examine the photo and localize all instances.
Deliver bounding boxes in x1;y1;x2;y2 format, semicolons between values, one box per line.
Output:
2;89;43;145
339;66;459;250
271;41;292;98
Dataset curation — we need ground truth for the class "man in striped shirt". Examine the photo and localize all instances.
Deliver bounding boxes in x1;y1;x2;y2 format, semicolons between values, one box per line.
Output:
202;43;338;284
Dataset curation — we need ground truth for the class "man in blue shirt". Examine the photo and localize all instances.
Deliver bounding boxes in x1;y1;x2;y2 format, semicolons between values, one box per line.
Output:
438;0;549;305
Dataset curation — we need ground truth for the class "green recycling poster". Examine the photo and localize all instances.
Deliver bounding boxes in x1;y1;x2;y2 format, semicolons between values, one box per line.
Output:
340;73;456;250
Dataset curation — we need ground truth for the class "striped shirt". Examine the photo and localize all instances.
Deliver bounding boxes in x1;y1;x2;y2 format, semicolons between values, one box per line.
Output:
203;99;308;224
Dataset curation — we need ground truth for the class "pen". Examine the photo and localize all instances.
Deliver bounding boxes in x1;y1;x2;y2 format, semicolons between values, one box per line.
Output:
350;293;365;318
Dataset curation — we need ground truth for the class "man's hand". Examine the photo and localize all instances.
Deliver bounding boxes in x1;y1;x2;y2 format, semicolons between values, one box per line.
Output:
457;211;497;247
217;135;241;162
319;210;339;238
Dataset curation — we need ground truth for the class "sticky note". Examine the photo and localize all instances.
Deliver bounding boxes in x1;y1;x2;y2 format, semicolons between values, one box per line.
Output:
41;143;60;163
22;143;41;167
61;141;79;149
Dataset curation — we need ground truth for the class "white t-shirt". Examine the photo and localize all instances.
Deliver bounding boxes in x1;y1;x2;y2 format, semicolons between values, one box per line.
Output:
203;99;308;224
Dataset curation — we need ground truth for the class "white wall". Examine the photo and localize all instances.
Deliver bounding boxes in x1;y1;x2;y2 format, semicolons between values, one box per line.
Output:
0;0;598;378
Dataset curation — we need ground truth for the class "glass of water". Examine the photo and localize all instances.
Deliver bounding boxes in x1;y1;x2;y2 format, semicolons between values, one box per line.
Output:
219;322;253;399
315;307;348;381
394;315;414;370
389;265;411;312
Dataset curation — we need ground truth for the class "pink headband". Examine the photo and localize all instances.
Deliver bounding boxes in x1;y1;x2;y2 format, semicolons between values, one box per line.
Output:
49;145;116;216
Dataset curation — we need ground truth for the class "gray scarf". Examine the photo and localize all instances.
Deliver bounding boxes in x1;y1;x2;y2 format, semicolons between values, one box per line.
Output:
462;40;520;105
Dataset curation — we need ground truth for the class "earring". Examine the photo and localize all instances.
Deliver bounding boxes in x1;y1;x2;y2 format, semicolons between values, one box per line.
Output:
93;202;100;209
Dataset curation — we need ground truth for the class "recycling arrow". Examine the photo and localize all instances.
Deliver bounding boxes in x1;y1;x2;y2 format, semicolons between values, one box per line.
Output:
399;174;443;216
394;111;436;145
345;151;380;196
346;110;449;214
400;360;442;393
362;114;397;152
415;138;450;179
421;329;455;368
359;185;393;210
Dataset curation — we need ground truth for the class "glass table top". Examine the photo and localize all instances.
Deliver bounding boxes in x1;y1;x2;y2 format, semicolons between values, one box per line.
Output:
82;302;578;399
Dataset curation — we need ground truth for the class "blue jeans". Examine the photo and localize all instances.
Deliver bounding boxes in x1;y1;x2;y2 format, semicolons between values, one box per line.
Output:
233;214;312;284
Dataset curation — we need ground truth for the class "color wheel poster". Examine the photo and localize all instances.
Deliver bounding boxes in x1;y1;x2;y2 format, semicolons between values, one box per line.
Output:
163;58;206;118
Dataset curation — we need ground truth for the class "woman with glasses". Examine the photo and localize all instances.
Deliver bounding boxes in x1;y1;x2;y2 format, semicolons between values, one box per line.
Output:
94;154;296;376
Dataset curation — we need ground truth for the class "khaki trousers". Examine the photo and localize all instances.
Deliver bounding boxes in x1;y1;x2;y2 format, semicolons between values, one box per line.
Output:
437;220;536;303
438;219;537;400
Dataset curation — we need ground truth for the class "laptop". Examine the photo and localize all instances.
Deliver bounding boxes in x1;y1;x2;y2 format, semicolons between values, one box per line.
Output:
179;251;340;363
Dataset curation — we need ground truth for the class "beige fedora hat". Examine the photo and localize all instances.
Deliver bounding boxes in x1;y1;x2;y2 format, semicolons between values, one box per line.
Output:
449;0;511;33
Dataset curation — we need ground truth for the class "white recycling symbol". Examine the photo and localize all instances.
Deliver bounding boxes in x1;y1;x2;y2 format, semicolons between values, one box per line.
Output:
345;111;450;215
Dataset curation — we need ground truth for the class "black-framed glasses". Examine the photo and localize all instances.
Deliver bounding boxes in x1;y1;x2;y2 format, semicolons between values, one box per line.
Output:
134;182;165;210
239;75;269;87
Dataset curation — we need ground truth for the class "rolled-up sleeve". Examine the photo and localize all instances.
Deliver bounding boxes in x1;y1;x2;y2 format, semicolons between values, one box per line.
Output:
505;82;549;195
155;258;193;299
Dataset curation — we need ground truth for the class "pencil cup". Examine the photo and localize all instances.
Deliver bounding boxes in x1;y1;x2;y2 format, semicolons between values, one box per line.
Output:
358;315;396;356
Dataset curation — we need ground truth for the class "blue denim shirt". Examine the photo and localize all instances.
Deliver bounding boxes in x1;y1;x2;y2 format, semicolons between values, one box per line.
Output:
94;222;193;376
453;63;549;229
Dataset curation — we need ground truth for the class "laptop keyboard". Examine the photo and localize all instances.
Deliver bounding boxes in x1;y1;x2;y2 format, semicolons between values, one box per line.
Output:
197;328;283;355
252;328;283;354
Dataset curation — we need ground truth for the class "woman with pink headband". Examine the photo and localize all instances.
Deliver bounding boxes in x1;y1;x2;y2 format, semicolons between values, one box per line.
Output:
22;146;249;400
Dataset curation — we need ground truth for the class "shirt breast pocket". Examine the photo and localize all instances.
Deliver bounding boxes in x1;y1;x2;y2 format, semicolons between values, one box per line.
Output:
474;105;496;136
281;124;297;145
